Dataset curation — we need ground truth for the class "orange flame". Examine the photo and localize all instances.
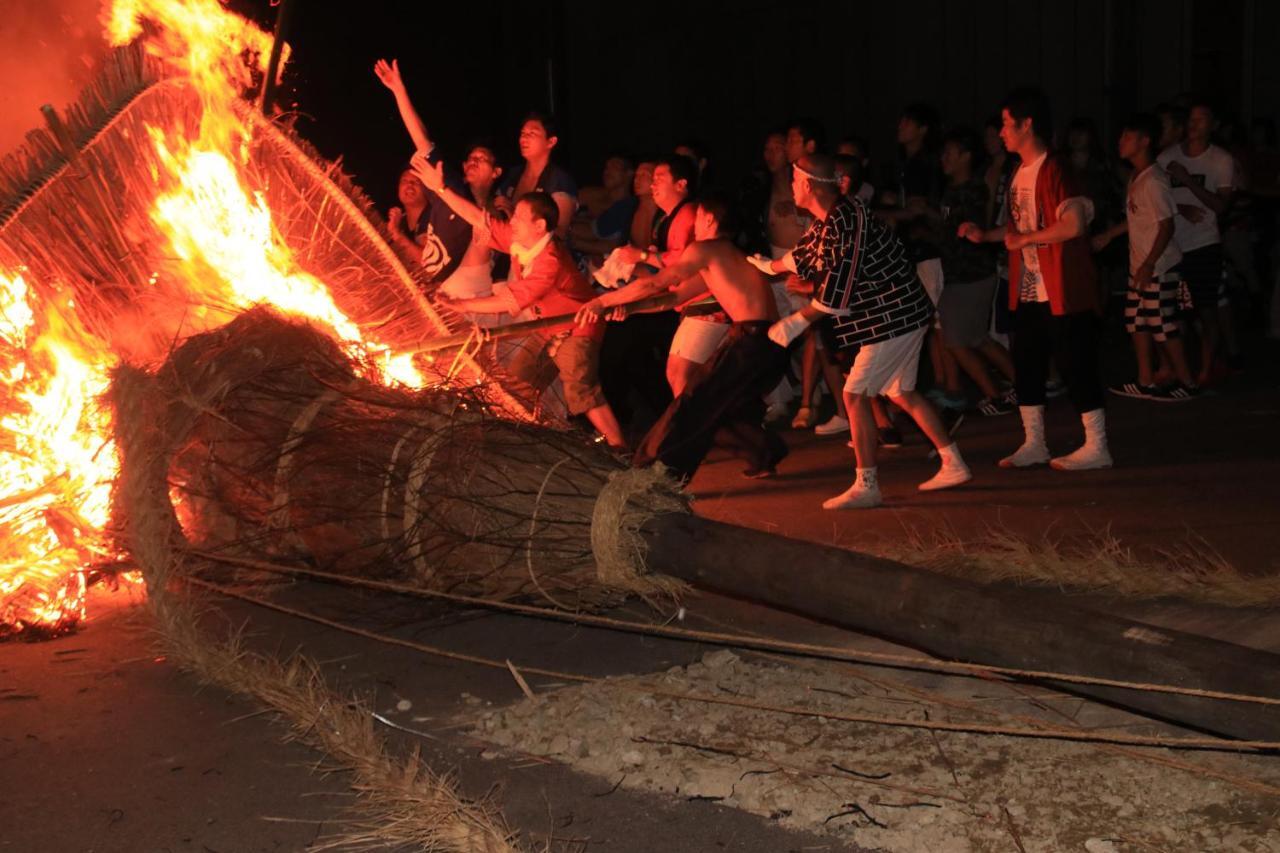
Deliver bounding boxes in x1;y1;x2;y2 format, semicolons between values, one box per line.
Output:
1;0;428;636
0;271;119;637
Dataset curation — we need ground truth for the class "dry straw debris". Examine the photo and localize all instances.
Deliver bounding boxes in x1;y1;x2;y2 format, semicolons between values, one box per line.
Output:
869;522;1280;608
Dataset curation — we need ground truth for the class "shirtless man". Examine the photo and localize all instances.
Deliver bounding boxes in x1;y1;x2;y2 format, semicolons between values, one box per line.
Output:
576;194;788;481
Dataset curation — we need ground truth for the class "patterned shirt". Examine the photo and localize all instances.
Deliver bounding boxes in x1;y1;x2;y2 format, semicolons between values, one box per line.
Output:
793;196;933;347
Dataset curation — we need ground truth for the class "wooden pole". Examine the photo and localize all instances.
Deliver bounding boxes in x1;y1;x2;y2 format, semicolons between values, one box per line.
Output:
642;513;1280;743
259;0;294;115
413;293;693;354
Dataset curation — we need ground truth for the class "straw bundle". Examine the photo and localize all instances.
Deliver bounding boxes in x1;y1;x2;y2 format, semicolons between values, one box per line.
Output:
111;308;688;608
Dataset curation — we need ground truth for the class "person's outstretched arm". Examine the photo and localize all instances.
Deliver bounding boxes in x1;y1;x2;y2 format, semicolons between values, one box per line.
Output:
575;248;705;325
374;58;432;153
411;153;485;229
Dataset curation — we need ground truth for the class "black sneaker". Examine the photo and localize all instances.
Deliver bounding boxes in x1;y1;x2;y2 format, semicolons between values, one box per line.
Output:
977;395;1015;416
1109;382;1158;399
1148;383;1200;402
878;426;904;448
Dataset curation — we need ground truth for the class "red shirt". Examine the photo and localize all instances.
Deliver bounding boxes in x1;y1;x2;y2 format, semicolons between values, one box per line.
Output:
489;220;602;339
1006;154;1100;316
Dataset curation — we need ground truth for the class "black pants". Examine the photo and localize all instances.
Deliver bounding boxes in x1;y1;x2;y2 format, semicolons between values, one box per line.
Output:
634;322;789;482
599;310;679;427
1012;302;1103;412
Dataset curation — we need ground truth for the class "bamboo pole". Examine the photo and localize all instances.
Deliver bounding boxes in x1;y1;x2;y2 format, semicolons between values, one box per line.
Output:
413;293;699;354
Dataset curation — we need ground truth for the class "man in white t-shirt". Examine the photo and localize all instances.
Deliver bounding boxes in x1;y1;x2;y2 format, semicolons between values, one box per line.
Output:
1095;114;1197;401
1156;99;1236;385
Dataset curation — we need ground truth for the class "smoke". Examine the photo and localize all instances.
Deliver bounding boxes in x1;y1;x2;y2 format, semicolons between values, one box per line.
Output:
0;0;108;158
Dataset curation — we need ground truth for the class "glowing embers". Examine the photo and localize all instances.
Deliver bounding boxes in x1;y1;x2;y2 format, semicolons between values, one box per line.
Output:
0;272;119;638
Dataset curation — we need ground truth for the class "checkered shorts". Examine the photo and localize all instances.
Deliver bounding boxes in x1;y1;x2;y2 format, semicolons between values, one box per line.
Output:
1124;272;1182;341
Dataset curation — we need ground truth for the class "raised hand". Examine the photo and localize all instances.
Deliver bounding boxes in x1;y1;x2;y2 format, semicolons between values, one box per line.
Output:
410;150;444;192
373;58;404;93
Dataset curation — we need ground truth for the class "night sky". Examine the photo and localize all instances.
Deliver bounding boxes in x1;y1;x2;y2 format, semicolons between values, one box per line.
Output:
228;0;1274;214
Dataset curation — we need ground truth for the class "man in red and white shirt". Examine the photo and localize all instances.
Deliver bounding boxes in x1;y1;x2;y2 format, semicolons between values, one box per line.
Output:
411;154;625;450
960;88;1111;471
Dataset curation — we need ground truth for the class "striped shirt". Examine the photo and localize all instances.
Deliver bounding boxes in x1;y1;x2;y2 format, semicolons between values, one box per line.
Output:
793;196;933;347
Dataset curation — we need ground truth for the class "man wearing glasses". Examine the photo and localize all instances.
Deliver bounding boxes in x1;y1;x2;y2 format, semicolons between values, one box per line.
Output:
374;59;504;304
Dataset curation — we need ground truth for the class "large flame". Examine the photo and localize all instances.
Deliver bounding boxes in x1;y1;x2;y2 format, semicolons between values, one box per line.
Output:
0;272;118;637
1;0;425;636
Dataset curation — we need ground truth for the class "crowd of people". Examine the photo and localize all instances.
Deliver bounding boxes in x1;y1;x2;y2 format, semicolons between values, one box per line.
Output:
374;58;1280;510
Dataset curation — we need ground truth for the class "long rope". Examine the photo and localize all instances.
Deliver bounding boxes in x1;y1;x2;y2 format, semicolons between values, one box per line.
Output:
799;656;1280;801
186;575;1280;754
189;549;1280;709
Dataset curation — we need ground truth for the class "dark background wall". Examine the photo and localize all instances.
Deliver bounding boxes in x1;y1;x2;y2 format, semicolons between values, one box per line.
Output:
251;0;1278;208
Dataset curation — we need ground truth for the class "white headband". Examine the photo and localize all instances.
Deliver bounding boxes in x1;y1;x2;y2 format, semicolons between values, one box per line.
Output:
794;162;839;184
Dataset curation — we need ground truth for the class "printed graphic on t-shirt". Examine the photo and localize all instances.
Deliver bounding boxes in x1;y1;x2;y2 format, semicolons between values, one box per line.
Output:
1009;183;1043;301
420;225;452;279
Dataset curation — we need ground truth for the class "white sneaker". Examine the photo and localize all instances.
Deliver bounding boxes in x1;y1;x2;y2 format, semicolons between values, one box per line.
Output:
822;483;882;510
814;414;850;436
1050;444;1113;471
998;441;1051;468
918;461;972;491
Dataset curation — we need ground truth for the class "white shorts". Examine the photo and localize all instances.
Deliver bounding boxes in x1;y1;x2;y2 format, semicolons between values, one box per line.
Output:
669;316;730;364
844;326;927;397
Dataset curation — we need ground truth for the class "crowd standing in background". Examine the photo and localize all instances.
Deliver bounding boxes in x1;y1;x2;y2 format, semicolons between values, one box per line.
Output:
377;61;1280;509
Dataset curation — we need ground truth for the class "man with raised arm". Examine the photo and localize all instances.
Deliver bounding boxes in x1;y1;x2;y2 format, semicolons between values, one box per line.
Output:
753;154;971;510
575;194;788;482
410;154;625;451
374;59;502;303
